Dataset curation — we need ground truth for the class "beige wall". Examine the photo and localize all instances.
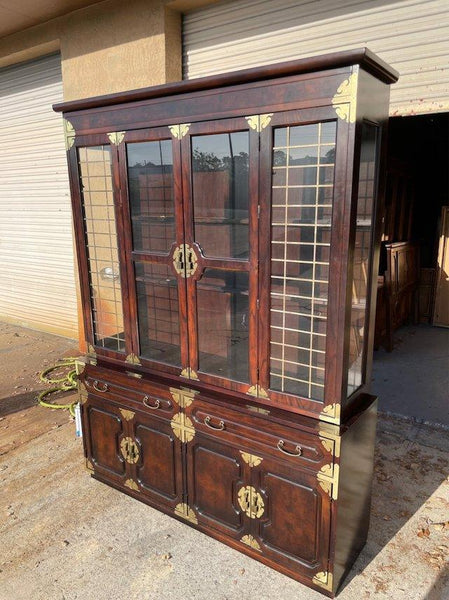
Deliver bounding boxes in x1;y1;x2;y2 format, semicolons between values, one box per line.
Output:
0;0;215;347
0;0;189;100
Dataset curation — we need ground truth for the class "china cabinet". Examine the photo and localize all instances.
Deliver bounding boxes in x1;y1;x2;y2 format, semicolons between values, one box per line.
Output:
54;48;397;596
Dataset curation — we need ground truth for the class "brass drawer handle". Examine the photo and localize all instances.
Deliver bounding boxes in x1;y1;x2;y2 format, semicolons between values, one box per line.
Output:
204;415;225;431
143;395;160;410
277;440;302;457
92;380;108;393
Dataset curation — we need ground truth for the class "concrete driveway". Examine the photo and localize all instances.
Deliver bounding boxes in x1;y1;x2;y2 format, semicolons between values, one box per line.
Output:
0;322;448;600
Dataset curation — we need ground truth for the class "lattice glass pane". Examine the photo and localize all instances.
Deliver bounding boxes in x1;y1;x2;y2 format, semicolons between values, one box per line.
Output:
347;124;378;396
127;140;175;253
191;132;249;259
134;262;181;366
78;146;125;352
196;268;249;382
269;121;337;401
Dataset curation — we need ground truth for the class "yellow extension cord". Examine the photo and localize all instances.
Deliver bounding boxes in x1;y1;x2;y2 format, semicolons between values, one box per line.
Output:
37;357;81;417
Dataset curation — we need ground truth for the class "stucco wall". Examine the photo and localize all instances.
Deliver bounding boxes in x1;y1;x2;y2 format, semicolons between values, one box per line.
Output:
0;0;183;100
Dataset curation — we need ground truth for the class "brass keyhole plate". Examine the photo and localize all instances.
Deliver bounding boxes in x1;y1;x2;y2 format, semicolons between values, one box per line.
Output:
120;436;139;464
172;243;198;278
237;485;265;519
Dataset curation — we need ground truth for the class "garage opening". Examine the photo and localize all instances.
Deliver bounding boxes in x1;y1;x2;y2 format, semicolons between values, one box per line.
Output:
371;112;449;426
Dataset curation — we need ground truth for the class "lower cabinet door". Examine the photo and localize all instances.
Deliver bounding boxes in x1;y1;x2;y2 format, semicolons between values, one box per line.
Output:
82;396;127;487
83;395;183;513
129;410;183;511
186;431;250;540
250;455;332;584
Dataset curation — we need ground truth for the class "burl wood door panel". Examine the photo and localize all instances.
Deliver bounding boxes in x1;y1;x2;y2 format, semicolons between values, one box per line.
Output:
251;456;331;578
130;411;183;510
186;432;249;539
83;396;127;485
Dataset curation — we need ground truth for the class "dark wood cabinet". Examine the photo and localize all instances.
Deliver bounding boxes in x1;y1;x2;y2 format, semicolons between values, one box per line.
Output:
55;48;397;596
83;396;127;485
186;432;248;538
252;454;332;579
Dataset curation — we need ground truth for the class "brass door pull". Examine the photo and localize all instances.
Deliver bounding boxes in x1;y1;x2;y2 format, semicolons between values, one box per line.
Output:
92;380;108;393
143;395;160;410
120;437;139;464
277;440;302;456
172;244;198;278
204;415;225;431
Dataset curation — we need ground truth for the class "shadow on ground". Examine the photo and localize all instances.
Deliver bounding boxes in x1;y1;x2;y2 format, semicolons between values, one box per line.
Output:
339;414;449;597
0;390;45;417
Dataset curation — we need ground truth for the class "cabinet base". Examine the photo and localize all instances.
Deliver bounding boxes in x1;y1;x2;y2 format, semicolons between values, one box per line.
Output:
81;369;377;597
90;471;336;597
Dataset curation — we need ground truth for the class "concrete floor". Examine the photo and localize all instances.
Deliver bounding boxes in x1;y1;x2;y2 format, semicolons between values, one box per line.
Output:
372;324;449;427
1;322;448;600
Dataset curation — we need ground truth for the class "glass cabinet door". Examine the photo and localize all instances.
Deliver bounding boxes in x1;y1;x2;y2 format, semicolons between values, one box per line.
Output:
257;110;339;409
346;123;379;397
124;129;187;371
269;120;336;402
179;119;259;391
77;144;126;354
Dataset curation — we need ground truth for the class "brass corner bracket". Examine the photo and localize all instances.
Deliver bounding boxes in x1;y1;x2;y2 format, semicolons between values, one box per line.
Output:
174;502;198;524
240;451;263;468
86;344;97;365
75;359;86;376
169;123;191;140
246;385;269;399
245;113;273;132
313;571;333;592
318;426;341;458
319;436;334;455
119;408;135;421
126;353;141;366
107;131;125;145
332;72;358;123
124;479;140;492
64;119;75;151
320;402;341;424
180;366;199;380
241;535;261;552
317;463;339;500
78;380;88;405
170;387;198;409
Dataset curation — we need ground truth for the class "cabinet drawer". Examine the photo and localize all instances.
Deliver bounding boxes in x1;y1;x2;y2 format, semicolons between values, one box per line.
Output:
82;370;175;420
187;397;335;474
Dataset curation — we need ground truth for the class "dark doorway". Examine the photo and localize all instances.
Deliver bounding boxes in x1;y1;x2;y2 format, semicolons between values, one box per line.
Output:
371;112;449;426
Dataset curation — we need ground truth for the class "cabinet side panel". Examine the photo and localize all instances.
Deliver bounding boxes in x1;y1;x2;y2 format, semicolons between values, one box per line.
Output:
333;398;377;592
341;71;391;417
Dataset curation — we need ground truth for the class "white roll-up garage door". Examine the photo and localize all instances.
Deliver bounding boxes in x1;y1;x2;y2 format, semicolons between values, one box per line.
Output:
0;54;78;338
183;0;449;116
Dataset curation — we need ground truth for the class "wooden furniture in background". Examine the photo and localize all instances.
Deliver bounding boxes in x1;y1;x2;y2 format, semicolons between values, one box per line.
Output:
418;268;436;323
381;157;414;243
54;49;397;597
433;206;449;327
375;241;420;351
